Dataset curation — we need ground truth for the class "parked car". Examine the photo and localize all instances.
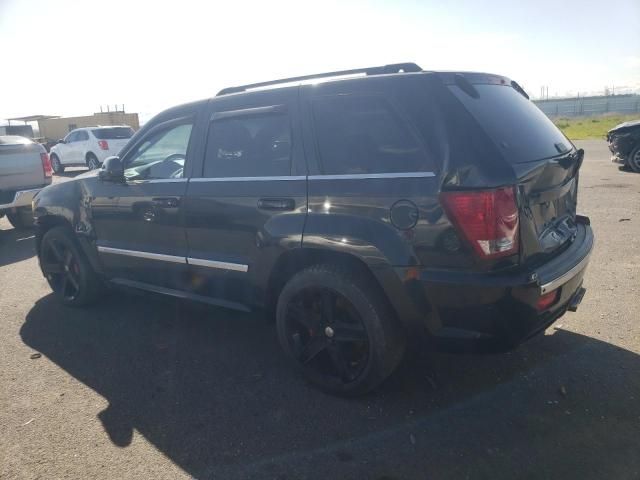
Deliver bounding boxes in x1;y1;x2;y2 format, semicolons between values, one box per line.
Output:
32;63;593;395
0;135;52;229
49;126;135;173
607;119;640;172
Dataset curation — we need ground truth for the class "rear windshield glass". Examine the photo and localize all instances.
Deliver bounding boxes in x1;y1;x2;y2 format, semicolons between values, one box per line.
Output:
92;127;134;140
448;84;571;163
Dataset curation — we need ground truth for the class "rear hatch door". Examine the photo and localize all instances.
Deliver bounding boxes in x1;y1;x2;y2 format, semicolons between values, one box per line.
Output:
0;136;44;192
444;74;582;264
92;127;134;155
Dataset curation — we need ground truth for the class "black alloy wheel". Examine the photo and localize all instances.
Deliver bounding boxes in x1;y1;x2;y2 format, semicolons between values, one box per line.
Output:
39;226;100;306
629;146;640;173
276;265;405;396
41;236;82;301
284;287;370;383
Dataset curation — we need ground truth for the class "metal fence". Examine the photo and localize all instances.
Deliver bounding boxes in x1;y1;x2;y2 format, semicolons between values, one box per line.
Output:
533;94;640;117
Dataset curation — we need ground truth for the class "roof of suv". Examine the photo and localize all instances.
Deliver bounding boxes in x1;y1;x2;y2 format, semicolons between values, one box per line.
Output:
216;62;425;96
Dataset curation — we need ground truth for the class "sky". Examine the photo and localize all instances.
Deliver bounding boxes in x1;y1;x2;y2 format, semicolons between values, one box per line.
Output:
1;0;639;124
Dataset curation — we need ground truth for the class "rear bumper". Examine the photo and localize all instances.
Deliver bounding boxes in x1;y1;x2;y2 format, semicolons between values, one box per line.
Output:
0;187;42;211
396;217;594;352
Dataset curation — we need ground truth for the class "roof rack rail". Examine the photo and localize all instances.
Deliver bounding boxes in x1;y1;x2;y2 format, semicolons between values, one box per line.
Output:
216;62;422;96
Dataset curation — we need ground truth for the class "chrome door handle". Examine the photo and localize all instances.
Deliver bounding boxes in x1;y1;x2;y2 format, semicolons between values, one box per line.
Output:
257;198;295;211
152;197;179;208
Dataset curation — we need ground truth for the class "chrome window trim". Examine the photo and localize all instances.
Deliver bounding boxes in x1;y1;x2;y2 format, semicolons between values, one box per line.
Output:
125;178;187;184
210;105;287;121
97;246;186;264
190;176;305;182
187;257;249;272
189;172;435;182
308;172;436;180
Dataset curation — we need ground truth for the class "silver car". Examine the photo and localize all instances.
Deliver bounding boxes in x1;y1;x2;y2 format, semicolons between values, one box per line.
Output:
0;135;52;229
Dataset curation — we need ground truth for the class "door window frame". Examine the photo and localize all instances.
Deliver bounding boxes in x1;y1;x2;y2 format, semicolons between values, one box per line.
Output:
309;92;434;176
120;115;197;183
200;104;293;180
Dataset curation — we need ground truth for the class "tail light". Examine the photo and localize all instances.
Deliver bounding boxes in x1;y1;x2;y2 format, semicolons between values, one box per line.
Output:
440;186;519;259
536;289;559;311
98;140;109;150
40;152;53;178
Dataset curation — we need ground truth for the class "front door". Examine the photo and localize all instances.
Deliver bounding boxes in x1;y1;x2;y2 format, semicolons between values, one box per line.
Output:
95;108;201;290
183;89;307;309
61;131;79;164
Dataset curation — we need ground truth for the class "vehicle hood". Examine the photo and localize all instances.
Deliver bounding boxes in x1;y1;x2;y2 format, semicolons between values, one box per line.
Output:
608;118;640;134
74;168;101;180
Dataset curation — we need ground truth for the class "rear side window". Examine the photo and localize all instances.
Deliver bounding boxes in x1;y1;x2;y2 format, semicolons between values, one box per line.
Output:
312;95;435;175
76;131;89;141
204;112;291;178
92;127;134;139
448;84;571;162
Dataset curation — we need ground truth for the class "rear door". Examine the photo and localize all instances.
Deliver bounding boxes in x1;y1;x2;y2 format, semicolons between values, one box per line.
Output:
183;88;307;309
75;130;90;164
300;77;442;268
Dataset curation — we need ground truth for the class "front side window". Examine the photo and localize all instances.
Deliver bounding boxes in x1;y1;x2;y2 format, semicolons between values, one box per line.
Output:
124;122;193;180
203;112;291;178
312;95;435;175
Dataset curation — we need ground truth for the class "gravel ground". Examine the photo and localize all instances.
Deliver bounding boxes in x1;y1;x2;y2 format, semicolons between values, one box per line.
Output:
1;141;639;480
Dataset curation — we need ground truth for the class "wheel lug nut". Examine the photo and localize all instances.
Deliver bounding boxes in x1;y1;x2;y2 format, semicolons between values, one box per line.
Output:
324;326;335;338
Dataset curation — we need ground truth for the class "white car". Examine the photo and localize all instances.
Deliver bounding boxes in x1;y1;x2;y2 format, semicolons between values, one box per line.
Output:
49;125;134;173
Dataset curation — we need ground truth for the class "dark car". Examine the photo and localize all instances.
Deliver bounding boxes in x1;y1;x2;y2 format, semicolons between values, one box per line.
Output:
607;119;640;172
32;63;593;395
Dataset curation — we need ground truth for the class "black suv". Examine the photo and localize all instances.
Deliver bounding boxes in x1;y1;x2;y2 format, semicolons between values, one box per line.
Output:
33;63;593;395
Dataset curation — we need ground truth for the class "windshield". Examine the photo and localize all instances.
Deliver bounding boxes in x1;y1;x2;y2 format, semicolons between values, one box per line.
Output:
92;127;135;140
449;84;572;163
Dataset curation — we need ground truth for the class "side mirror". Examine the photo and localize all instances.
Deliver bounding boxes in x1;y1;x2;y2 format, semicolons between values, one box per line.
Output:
57;139;66;144
99;156;125;182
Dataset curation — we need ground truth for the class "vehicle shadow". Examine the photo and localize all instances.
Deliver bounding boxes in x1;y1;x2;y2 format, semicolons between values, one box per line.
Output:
0;225;36;267
20;294;640;480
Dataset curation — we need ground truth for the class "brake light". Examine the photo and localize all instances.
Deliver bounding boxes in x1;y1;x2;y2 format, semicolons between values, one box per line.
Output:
440;186;519;259
98;140;109;150
40;152;53;178
536;290;559;311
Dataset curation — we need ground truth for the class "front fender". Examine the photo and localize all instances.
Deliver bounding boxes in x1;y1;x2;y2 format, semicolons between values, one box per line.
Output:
32;179;103;274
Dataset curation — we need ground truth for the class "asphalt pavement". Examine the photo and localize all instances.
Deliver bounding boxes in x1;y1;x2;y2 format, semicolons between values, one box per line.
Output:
1;140;639;479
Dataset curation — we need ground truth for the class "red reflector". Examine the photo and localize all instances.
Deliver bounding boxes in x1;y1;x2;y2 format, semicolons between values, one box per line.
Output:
40;152;52;177
98;140;109;150
440;186;519;259
537;290;559;311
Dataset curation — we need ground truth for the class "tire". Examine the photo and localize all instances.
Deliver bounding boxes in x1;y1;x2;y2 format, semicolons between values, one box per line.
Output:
628;145;640;173
87;153;100;170
276;264;405;396
6;207;34;229
39;226;101;306
50;154;64;174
